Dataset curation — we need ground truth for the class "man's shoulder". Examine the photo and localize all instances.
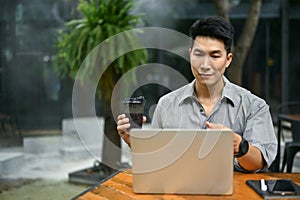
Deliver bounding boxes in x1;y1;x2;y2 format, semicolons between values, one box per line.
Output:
228;82;251;95
226;80;267;107
159;82;192;103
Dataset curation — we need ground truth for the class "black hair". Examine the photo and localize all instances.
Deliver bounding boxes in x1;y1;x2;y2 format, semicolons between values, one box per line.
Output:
189;16;234;54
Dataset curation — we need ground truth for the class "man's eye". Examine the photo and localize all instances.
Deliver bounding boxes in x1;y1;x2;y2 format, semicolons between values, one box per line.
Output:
194;53;204;56
212;55;221;58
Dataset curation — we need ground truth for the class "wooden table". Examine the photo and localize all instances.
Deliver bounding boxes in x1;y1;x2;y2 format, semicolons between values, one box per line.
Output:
74;169;300;200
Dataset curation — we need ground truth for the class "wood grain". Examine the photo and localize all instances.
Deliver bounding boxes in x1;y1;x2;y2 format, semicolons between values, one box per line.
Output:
77;169;300;200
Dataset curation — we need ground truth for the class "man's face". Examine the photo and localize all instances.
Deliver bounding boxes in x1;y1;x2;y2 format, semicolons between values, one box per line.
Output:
189;36;232;87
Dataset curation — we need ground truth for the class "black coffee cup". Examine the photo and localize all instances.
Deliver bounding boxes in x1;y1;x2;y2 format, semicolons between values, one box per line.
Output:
123;96;146;129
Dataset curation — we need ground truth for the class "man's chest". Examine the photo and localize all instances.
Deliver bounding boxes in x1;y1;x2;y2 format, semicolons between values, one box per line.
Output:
159;101;245;132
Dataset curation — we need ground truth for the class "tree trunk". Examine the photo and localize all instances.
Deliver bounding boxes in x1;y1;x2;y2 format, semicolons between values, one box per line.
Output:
101;101;121;171
227;0;262;85
212;0;263;86
211;0;230;20
101;67;122;171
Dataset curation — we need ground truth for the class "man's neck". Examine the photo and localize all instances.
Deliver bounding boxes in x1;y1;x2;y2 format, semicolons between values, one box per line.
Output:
194;80;224;105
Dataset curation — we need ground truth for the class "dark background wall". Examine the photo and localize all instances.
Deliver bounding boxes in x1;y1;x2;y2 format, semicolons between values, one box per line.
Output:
0;0;299;130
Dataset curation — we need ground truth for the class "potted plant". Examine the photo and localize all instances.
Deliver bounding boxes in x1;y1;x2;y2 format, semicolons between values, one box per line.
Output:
54;0;147;180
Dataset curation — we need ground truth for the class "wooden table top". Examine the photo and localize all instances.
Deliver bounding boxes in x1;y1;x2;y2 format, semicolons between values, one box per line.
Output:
75;169;300;200
278;114;300;122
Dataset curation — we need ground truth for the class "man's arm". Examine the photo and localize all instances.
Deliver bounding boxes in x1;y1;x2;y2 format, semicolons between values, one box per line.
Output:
206;121;265;171
233;133;265;171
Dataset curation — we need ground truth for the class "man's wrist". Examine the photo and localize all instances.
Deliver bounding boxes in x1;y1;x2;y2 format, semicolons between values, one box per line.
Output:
234;137;249;158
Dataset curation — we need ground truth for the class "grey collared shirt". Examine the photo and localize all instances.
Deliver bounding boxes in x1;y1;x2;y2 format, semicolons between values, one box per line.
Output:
150;76;277;171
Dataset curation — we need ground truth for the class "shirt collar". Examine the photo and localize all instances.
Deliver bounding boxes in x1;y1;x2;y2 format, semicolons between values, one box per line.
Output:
178;80;197;105
221;76;237;107
179;76;236;107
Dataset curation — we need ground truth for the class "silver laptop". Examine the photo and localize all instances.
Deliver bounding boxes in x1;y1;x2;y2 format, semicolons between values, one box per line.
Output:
130;129;233;195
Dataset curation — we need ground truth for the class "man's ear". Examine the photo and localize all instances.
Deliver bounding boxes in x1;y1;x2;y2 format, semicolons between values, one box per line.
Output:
226;53;233;68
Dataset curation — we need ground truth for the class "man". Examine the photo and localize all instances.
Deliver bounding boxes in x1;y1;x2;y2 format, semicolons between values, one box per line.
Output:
117;16;277;172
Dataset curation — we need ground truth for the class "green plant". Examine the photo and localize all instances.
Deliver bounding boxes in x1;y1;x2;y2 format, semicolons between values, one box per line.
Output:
54;0;147;169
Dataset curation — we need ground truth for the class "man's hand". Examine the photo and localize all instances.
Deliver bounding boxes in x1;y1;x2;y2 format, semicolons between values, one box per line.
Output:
117;114;147;147
117;114;131;146
205;121;242;155
206;121;265;171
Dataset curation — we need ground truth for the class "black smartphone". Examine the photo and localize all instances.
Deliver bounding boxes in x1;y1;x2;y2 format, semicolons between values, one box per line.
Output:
267;179;296;195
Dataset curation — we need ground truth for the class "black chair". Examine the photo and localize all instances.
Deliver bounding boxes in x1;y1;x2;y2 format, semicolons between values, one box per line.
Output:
279;102;300;172
0;67;22;139
0;113;22;137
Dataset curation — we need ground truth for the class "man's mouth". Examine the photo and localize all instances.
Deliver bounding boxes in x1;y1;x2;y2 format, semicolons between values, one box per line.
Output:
199;73;213;77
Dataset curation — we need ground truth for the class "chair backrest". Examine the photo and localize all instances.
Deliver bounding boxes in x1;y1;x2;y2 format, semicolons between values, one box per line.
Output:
278;102;300;115
291;122;300;142
278;101;300;142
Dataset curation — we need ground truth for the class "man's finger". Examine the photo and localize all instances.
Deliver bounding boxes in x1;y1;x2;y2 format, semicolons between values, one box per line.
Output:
142;116;147;123
117;114;126;120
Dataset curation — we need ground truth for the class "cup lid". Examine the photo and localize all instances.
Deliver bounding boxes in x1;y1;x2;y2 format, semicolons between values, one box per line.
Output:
123;96;146;104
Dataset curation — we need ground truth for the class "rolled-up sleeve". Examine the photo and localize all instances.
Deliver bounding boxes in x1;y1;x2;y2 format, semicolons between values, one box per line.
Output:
241;100;278;169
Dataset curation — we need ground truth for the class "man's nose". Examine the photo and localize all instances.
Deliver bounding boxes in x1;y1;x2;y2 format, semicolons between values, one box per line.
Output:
200;56;211;69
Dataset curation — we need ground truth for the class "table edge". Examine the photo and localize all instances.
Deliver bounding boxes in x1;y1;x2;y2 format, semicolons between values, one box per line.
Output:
71;169;124;200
